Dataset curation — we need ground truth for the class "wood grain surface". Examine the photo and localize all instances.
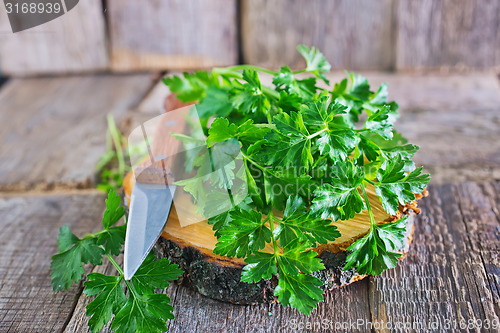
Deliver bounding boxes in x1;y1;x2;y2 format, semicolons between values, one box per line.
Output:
107;0;238;71
0;74;154;191
0;192;105;332
0;0;108;75
241;0;395;71
396;0;500;70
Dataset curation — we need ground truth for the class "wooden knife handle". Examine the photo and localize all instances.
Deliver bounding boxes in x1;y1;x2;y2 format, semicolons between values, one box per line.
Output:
134;107;190;185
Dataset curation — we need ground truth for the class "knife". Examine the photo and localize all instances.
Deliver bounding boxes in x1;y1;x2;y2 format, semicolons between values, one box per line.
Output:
124;110;187;280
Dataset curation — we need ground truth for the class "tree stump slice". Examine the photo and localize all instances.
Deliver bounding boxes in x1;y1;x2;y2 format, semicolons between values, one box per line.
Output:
123;171;423;304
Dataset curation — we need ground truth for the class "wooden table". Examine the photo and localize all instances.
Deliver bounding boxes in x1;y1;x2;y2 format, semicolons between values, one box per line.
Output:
0;72;499;332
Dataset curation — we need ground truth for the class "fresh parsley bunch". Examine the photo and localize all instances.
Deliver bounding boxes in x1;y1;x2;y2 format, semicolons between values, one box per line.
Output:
50;190;183;332
164;45;430;315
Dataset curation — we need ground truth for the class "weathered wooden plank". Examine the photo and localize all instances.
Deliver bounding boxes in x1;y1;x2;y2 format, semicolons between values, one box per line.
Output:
327;72;500;112
327;72;500;184
0;74;154;191
0;191;105;332
167;285;247;333
241;0;395;70
166;279;370;332
107;0;238;71
396;0;500;70
369;183;500;332
279;280;371;332
0;0;108;75
455;183;500;317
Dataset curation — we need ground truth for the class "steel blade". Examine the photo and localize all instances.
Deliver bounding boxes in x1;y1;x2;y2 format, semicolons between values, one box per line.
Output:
124;182;176;280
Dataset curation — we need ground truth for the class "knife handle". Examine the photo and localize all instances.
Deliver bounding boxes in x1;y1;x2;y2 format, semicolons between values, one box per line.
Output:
134;106;190;185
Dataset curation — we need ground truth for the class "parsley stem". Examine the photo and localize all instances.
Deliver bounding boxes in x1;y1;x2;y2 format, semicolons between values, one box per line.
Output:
360;184;376;226
261;86;280;100
107;115;126;177
364;178;376;185
241;152;276;177
107;254;139;297
307;127;328;140
107;254;124;275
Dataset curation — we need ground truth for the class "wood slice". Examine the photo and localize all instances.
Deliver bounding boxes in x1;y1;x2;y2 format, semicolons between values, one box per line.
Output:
123;171;424;304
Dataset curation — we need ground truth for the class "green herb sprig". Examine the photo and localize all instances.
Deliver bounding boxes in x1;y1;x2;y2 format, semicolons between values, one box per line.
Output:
50;190;183;332
96;115;130;193
164;45;430;315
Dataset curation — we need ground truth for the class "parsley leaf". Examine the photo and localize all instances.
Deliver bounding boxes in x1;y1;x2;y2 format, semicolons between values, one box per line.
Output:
241;251;277;283
231;69;271;119
110;294;175;333
364;105;397;140
300;96;347;126
297;45;331;84
213;208;271;258
370;82;388;105
163;71;214;102
274;272;324;315
300;97;358;161
196;86;233;119
256;111;313;172
131;254;183;294
310;161;365;221
277;239;325;275
262;171;316;211
51;233;104;291
315;119;358;161
344;217;407;275
96;225;126;256
274;196;340;247
84;256;182;333
51;189;128;291
84;273;126;332
207;117;238;146
273;66;317;98
57;224;79;252
102;190;125;229
52;189;183;332
207;118;271;148
375;155;430;215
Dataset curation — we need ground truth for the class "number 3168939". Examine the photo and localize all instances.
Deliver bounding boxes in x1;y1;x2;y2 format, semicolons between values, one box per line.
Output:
5;2;62;14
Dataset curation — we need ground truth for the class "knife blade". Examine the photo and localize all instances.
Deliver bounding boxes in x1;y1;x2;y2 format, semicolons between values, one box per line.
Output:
124;109;188;280
124;182;176;280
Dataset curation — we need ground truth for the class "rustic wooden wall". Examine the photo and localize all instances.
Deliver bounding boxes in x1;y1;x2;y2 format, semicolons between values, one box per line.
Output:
0;0;108;76
396;0;500;70
0;0;498;75
241;0;396;71
107;0;238;71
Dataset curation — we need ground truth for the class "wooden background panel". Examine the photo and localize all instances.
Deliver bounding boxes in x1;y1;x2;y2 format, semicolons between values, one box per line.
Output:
0;74;153;191
396;0;500;70
107;0;238;71
327;72;500;184
241;0;395;70
0;0;108;76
